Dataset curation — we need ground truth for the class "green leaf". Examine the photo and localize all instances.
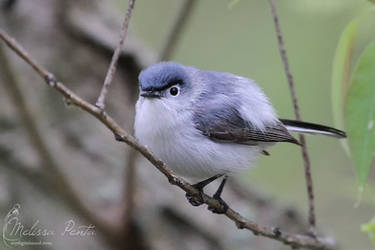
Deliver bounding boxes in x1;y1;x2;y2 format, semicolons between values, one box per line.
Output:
331;19;357;154
344;41;375;188
331;10;375;157
362;218;375;246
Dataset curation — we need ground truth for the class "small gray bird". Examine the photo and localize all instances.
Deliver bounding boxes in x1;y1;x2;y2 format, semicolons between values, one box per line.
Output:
134;62;345;213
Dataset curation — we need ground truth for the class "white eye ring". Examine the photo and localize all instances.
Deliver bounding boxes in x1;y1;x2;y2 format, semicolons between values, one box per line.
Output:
168;86;180;97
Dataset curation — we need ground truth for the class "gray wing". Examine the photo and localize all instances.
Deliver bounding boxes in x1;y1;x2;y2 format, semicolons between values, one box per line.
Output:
193;104;299;145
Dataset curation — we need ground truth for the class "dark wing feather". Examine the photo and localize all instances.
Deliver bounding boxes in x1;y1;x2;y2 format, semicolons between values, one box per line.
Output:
193;104;299;145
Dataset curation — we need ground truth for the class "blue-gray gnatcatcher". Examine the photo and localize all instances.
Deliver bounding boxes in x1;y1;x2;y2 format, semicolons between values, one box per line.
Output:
134;62;346;213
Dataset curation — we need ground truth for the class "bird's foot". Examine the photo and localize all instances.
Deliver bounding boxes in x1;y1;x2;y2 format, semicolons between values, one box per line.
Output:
208;194;228;214
186;188;204;206
185;174;222;207
207;175;228;214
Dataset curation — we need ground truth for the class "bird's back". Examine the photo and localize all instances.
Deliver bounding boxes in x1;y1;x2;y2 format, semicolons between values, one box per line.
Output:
191;69;279;131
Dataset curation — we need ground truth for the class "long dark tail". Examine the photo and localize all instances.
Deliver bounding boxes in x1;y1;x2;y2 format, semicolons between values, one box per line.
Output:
280;119;346;138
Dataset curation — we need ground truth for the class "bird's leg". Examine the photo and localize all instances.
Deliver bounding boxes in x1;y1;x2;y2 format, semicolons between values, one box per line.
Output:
186;174;222;206
208;175;229;214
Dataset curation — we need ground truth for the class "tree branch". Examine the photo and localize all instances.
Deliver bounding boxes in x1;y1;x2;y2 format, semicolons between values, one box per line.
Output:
95;0;135;110
268;0;316;233
0;28;335;250
0;40;125;250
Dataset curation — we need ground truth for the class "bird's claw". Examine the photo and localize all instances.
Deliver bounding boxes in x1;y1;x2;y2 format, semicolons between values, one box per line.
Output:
185;191;204;206
208;195;228;214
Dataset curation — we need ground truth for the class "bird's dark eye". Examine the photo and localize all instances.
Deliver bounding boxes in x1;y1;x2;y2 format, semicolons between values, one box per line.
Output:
170;87;179;96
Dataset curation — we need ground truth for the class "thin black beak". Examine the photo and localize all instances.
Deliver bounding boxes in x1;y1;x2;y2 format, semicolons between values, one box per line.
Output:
140;90;161;98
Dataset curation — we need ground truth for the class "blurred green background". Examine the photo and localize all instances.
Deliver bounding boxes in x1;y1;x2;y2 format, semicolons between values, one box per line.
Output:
124;0;375;249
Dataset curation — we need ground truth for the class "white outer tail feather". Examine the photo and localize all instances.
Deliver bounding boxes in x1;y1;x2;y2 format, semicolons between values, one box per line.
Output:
280;119;346;139
285;125;341;138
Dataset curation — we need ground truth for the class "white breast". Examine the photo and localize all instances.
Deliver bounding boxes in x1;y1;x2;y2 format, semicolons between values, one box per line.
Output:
134;98;262;180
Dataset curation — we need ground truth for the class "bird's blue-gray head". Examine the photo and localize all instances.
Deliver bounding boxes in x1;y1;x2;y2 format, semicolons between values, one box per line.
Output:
138;62;193;99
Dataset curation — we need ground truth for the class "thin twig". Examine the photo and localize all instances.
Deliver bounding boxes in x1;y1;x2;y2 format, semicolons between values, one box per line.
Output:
0;28;335;250
159;0;197;61
268;0;316;233
96;0;135;110
0;41;124;249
